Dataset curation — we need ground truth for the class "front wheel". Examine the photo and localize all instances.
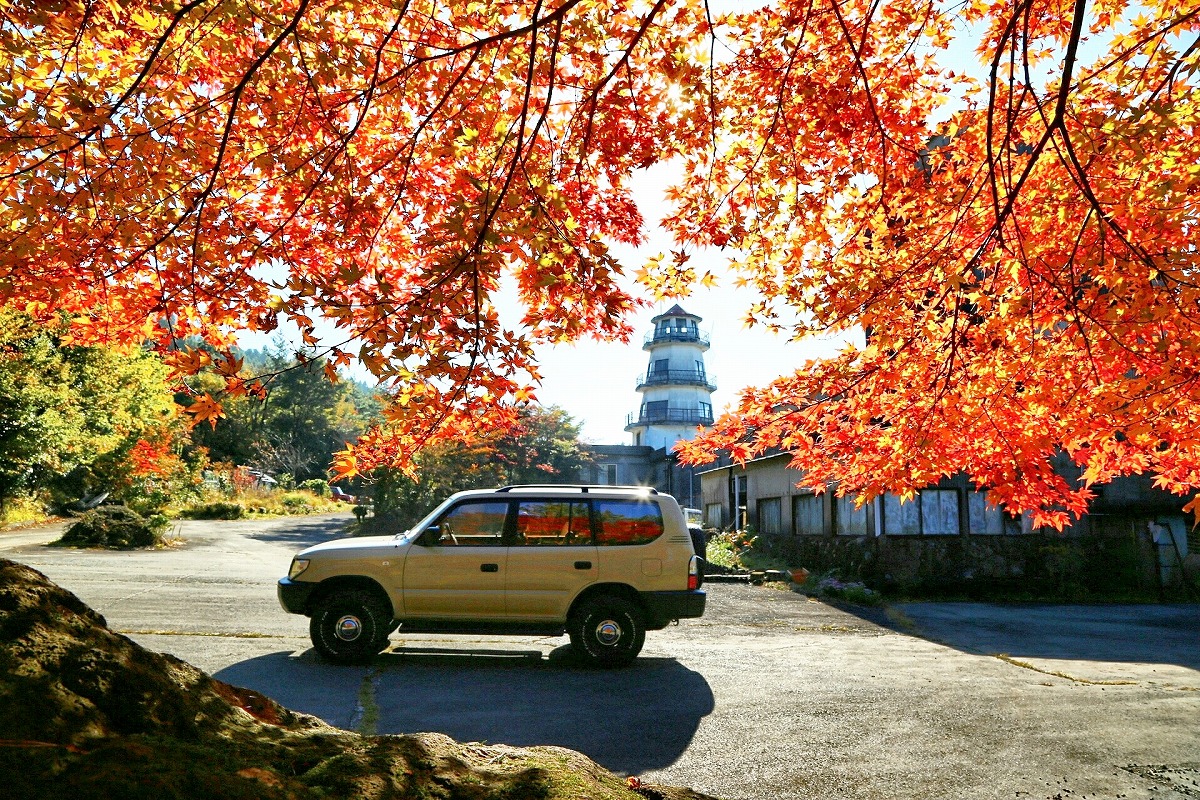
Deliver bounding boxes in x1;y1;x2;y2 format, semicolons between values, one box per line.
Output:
309;589;392;664
568;595;645;668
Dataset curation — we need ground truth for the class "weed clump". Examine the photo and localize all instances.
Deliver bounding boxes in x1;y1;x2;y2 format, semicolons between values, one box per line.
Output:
56;505;168;549
799;572;883;606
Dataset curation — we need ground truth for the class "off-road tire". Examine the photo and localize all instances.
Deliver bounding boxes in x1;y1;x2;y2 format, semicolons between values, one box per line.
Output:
568;595;646;668
309;589;392;664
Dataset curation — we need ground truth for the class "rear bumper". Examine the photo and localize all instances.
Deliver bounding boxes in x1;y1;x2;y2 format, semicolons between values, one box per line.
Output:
277;577;318;615
641;589;706;628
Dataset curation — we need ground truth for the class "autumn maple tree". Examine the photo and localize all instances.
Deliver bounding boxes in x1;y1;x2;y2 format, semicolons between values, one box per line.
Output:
3;0;1199;527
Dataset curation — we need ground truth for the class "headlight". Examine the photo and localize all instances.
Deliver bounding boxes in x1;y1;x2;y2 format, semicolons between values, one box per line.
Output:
288;558;310;580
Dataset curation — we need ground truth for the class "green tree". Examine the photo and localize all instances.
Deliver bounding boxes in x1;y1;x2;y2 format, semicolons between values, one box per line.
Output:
187;345;381;481
0;314;81;508
0;311;190;511
371;405;594;527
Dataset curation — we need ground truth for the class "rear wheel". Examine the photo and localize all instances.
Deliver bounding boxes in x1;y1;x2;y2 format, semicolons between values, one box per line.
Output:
568;595;645;668
309;589;392;664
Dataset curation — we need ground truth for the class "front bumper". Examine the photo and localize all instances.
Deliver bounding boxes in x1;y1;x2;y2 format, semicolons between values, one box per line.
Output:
277;577;319;615
640;589;706;628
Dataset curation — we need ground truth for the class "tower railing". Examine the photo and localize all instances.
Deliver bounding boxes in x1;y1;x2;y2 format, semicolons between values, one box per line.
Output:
636;369;717;392
643;329;711;347
626;408;715;428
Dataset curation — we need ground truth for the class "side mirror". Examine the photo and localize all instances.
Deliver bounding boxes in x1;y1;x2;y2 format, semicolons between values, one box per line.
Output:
417;526;441;546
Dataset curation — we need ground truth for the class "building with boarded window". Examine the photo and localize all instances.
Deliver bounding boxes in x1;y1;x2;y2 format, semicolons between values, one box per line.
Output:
697;449;1197;595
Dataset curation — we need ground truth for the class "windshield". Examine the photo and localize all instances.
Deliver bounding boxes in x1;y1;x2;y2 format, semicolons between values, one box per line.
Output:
397;492;467;541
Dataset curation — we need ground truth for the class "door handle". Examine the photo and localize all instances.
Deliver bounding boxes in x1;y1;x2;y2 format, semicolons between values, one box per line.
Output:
574;561;592;570
480;563;499;573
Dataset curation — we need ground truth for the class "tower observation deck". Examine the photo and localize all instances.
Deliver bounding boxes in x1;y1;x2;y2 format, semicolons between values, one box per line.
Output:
625;304;715;450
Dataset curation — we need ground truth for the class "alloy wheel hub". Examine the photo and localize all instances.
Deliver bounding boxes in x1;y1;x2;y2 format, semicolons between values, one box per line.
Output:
595;619;622;646
335;614;363;642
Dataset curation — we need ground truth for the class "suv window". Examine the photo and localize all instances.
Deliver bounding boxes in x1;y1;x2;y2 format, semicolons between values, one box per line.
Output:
435;500;508;546
594;499;664;546
514;500;590;546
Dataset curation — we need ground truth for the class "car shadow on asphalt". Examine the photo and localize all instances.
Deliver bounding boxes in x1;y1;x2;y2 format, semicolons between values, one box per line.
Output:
834;600;1200;671
215;644;714;775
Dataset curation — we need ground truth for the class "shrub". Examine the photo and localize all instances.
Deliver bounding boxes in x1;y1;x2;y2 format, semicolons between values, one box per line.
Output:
0;494;48;527
280;493;311;512
57;505;169;549
297;479;330;497
705;534;739;569
705;529;780;571
803;572;883;606
179;502;245;520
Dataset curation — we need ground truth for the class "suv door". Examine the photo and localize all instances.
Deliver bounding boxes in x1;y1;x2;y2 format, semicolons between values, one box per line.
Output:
504;499;597;620
402;499;509;619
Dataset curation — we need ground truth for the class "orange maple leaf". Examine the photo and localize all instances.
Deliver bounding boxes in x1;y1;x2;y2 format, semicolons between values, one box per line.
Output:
329;449;359;482
185;394;225;429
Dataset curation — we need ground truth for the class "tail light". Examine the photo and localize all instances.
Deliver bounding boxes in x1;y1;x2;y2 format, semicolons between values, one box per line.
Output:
688;555;700;590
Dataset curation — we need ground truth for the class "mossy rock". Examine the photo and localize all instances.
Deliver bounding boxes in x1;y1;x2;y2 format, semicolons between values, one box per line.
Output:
0;559;716;800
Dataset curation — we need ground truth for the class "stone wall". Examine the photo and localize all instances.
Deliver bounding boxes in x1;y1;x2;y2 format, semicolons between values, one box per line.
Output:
759;514;1170;598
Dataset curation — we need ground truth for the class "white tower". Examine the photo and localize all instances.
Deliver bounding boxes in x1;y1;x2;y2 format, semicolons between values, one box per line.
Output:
625;305;715;450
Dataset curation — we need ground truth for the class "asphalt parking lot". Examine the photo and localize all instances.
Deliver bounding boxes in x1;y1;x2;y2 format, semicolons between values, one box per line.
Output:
3;514;1198;800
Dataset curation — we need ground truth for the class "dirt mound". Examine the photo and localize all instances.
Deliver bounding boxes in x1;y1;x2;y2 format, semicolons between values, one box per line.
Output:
0;559;713;800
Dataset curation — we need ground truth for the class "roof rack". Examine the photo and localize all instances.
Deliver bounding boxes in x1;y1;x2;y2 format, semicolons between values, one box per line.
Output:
495;484;659;495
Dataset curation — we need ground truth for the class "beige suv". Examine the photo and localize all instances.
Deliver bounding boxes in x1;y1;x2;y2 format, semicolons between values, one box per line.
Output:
278;485;706;667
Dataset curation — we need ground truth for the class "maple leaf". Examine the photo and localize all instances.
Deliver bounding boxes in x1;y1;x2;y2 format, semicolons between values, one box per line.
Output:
168;349;212;380
330;449;359;482
185;394;226;430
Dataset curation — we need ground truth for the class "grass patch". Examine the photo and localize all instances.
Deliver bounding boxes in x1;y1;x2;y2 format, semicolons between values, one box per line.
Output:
883;607;921;635
173;489;343;520
993;654;1138;686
